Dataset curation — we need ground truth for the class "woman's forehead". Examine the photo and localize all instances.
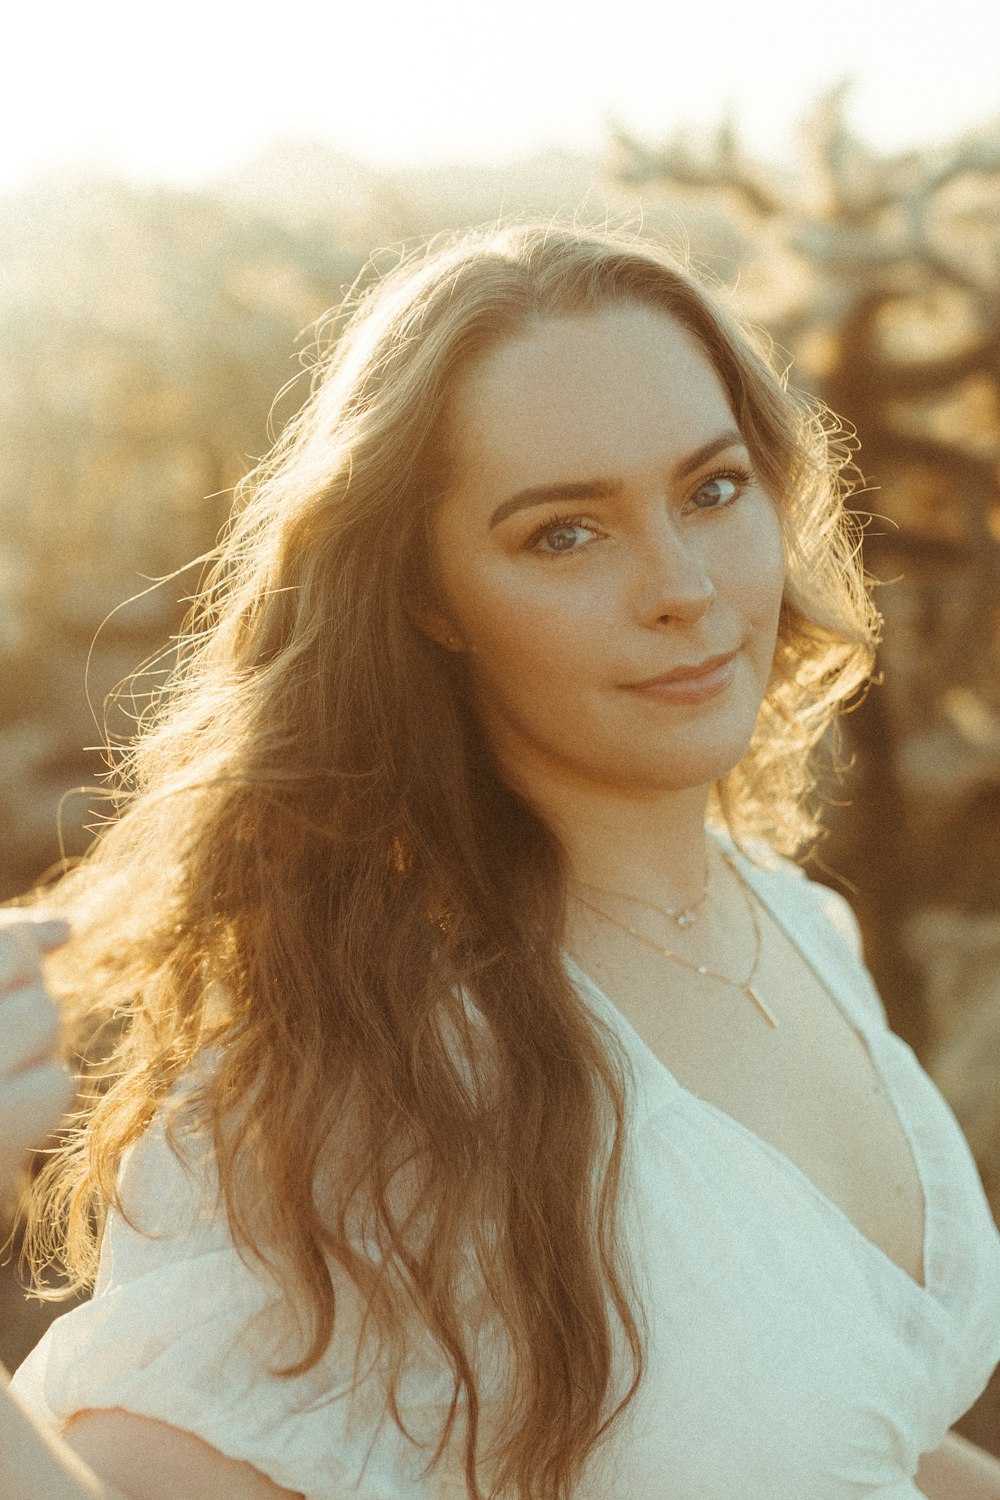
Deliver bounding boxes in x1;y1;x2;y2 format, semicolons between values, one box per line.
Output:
443;305;735;499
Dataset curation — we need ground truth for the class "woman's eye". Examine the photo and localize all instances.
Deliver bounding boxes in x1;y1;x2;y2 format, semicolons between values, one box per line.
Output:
529;519;599;556
689;470;750;510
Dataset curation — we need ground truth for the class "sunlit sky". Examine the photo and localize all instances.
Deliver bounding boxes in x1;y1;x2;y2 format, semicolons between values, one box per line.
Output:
5;0;1000;191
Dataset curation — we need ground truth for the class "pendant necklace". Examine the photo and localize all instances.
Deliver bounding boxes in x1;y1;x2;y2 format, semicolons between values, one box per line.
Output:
571;847;778;1029
573;846;711;929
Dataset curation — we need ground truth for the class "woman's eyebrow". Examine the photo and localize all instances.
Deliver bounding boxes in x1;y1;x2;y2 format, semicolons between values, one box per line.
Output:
487;428;746;529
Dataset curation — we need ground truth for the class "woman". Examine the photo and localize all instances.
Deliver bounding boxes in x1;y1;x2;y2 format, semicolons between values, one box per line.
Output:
2;218;1000;1499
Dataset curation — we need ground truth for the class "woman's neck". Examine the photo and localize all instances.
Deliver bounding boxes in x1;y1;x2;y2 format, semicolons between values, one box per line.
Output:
516;766;715;913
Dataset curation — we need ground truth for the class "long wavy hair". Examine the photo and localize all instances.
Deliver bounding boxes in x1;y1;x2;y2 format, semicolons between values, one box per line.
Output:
18;216;879;1499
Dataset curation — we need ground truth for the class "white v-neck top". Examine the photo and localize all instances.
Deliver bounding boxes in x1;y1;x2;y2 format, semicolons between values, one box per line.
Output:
564;838;1000;1499
11;841;1000;1498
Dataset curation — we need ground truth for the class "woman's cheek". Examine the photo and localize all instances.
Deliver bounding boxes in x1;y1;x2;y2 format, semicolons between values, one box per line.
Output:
463;579;605;705
725;500;785;613
472;564;597;643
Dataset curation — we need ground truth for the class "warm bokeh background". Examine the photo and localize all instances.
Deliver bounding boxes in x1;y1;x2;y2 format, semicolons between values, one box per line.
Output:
2;72;1000;1452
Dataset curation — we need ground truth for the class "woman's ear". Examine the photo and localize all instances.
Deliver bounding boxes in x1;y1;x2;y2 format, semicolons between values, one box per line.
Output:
406;602;466;652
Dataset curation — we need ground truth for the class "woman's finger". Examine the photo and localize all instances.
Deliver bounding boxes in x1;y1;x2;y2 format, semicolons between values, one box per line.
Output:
27;917;71;953
0;910;70;946
0;982;62;1078
0;1060;77;1170
0;928;40;992
0;918;69;993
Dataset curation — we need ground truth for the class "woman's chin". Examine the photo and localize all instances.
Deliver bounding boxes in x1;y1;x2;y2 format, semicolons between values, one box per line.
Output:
600;726;757;795
483;701;761;801
561;747;747;798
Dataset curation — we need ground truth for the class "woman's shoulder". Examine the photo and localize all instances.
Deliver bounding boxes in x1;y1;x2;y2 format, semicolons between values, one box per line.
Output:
96;1052;232;1281
721;832;864;956
709;826;888;1029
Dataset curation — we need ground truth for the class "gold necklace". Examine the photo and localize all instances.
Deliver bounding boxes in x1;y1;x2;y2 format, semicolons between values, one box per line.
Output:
573;848;711;928
572;849;778;1029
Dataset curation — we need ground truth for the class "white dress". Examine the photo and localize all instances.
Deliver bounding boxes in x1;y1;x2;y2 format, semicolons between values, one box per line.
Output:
12;841;1000;1499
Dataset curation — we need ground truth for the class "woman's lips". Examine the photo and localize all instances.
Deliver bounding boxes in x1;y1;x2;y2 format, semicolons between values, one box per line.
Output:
623;652;738;705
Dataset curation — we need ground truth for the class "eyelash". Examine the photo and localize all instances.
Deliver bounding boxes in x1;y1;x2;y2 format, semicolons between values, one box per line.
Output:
526;464;756;558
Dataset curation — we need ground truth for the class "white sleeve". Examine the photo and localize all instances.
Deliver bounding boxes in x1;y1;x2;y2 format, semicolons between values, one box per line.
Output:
805;879;866;963
9;1108;468;1500
789;866;891;1032
731;833;890;1032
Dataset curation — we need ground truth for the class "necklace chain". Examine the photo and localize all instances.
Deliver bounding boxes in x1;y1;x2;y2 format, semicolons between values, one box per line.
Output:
571;847;778;1029
573;847;710;929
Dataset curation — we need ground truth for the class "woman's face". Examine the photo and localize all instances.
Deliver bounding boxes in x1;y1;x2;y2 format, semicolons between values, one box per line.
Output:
425;303;787;800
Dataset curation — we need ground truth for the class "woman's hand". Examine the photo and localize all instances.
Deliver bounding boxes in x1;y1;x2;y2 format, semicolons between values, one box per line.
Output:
0;913;76;1199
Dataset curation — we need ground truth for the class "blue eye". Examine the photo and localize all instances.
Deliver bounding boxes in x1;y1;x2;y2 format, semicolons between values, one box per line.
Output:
690;468;753;510
528;516;599;557
541;524;586;553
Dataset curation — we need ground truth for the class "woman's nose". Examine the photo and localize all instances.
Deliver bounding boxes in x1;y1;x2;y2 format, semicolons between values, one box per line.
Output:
630;523;717;625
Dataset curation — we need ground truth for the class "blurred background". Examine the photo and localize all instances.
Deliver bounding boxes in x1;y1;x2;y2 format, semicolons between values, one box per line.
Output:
3;0;1000;1454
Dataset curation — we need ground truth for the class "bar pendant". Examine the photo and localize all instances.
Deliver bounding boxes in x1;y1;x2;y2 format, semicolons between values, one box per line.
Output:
746;984;779;1029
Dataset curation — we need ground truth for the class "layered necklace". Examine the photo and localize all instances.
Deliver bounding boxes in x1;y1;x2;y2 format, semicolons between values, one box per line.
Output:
570;844;778;1029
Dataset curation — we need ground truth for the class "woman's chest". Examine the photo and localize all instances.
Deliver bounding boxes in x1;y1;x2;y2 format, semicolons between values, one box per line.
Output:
574;920;927;1290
